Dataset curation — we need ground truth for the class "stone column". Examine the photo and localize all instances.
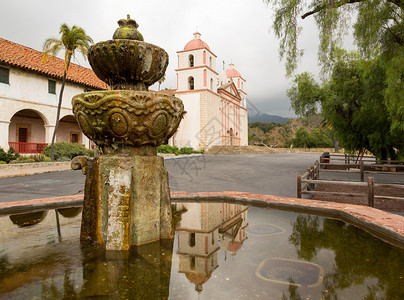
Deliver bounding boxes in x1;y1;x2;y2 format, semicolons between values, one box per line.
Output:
0;120;10;151
44;125;55;144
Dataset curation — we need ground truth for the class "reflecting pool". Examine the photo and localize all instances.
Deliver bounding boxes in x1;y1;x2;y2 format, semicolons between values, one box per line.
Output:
0;202;403;299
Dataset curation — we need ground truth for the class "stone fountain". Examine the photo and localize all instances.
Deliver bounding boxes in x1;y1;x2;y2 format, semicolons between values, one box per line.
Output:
71;15;184;251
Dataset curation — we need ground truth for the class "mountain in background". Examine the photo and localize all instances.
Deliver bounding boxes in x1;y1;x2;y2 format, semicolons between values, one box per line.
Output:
248;112;289;123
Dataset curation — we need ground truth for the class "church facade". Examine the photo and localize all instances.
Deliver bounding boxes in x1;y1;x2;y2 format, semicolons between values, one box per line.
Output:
167;33;248;150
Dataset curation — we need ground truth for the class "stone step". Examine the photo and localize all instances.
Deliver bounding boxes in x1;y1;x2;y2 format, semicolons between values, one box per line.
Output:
205;146;275;155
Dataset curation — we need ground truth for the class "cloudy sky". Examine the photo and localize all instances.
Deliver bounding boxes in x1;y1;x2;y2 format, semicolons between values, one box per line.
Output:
0;0;327;118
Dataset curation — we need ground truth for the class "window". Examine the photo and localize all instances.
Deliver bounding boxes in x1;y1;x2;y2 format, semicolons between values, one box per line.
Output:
0;67;9;84
210;78;213;90
209;57;212;68
189;233;196;247
189;54;194;67
188;76;194;90
190;257;196;270
48;80;56;94
70;132;80;143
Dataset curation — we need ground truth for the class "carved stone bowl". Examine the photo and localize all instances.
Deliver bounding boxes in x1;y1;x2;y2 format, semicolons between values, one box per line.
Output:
88;40;169;91
72;90;184;149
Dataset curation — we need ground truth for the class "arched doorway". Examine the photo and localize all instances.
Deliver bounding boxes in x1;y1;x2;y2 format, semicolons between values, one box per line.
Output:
57;115;82;145
229;128;234;145
8;109;47;153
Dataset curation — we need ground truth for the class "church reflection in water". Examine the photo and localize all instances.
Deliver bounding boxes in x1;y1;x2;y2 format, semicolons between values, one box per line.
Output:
175;202;248;292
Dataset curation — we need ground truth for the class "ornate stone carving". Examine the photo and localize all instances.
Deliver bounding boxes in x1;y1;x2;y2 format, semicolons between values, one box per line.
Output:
72;90;184;148
88;40;168;91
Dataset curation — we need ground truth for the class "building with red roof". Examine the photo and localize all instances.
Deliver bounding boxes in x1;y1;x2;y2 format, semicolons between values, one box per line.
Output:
0;37;107;153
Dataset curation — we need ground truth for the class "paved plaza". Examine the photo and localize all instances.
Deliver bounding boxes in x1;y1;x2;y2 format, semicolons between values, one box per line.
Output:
0;153;320;203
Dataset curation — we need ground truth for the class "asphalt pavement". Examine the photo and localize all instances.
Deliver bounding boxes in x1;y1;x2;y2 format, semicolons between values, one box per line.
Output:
0;153;321;203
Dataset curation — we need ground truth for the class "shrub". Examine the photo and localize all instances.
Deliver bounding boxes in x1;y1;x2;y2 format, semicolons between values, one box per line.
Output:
179;147;194;154
42;142;92;160
0;147;20;163
0;161;6;164
158;145;203;155
158;145;179;155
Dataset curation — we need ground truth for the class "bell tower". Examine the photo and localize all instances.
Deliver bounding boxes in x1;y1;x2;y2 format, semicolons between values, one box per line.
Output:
176;32;218;92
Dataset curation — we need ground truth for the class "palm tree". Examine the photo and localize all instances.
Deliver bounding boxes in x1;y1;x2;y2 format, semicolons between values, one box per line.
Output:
43;24;93;161
158;74;165;91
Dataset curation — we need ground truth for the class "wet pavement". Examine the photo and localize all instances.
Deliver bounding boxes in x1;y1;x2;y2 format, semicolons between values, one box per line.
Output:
0;153;320;203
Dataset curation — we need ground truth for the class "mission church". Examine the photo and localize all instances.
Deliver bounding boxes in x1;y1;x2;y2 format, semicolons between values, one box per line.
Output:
0;32;247;153
164;32;248;150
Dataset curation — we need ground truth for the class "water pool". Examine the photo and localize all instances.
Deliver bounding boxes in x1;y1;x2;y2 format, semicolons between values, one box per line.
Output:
0;202;403;299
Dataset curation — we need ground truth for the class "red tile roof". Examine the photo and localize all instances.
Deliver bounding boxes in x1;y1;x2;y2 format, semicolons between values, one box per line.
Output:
0;37;108;90
155;88;177;95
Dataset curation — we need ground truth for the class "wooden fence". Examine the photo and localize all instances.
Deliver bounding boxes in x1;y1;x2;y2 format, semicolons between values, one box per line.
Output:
297;156;404;208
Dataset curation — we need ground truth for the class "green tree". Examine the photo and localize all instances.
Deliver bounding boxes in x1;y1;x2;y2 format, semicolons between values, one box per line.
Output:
263;0;403;77
43;24;93;161
265;0;404;139
287;72;325;117
288;51;402;159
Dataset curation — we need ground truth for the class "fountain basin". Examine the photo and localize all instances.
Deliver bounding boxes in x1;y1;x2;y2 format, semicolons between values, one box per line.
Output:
72;90;184;150
88;39;169;90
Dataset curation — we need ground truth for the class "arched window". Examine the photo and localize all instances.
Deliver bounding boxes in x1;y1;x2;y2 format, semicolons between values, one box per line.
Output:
209;57;212;68
241;81;244;89
188;76;194;90
189;54;194;67
210;78;213;90
189;233;196;247
190;256;196;270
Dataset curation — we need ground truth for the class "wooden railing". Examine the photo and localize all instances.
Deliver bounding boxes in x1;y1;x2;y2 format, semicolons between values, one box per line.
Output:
9;142;48;154
297;155;404;208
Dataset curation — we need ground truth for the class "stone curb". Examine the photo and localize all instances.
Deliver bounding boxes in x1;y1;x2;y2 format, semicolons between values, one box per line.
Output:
0;155;204;178
0;194;83;215
0;161;71;170
1;191;403;248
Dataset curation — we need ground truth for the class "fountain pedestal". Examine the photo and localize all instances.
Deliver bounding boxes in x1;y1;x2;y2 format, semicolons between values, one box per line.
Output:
71;16;184;250
77;155;173;250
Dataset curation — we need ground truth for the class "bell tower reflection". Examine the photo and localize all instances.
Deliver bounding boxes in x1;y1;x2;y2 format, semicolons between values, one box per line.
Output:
176;202;248;293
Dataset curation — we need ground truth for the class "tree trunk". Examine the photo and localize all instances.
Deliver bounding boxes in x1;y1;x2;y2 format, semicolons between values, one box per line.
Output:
50;61;70;161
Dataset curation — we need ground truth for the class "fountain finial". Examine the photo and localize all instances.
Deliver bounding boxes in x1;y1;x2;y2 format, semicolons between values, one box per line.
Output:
113;14;143;41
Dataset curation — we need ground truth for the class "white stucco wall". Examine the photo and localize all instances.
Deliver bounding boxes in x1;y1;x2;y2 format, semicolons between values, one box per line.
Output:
0;67;86;115
200;91;222;149
240;108;248;146
173;92;201;149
